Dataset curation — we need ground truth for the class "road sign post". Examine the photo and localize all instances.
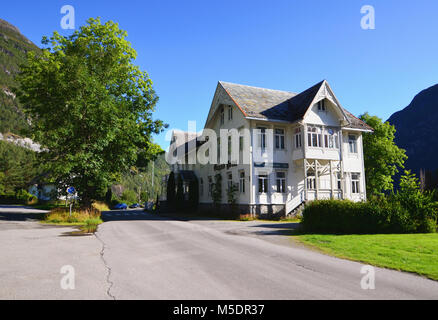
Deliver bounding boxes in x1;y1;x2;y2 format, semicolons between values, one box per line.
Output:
67;187;76;217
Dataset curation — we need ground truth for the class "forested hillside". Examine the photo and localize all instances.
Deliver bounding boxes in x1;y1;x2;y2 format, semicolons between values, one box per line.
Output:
0;18;39;134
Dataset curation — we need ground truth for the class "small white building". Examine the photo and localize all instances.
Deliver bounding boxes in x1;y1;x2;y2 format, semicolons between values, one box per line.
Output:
167;80;373;217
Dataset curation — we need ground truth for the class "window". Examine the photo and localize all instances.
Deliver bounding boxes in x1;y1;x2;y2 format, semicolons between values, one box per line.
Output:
239;171;245;193
208;176;213;197
307;126;322;147
220;107;225;125
257;127;266;150
275;129;285;150
239;135;244;151
228;106;233;121
352;173;360;194
307;171;316;190
337;173;342;190
228;136;232;155
276;172;286;193
324;129;339;149
200;178;204;196
349;135;358;153
227;173;233;191
294;128;302;148
258;174;268;194
317;100;326;111
217;137;221;162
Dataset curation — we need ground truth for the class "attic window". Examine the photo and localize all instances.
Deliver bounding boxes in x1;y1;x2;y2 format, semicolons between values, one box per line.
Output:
317;100;326;112
228;106;233;121
220;107;225;125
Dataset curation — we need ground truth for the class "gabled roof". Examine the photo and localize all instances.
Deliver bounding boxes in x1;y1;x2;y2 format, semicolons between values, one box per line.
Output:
287;80;326;122
217;80;373;131
219;81;296;121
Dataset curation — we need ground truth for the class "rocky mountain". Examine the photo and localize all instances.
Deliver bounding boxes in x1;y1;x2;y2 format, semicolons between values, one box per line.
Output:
0;18;39;134
388;83;438;175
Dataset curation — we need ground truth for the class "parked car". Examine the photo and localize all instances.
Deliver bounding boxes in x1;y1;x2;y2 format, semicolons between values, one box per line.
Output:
113;203;128;210
129;203;140;209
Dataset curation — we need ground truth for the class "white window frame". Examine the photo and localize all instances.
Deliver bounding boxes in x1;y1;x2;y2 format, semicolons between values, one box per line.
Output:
307;126;322;148
276;171;287;193
349;135;358;154
294;128;302;149
275;128;285;150
307;171;316;190
324;128;339;149
239;171;245;193
258;173;269;194
352;173;360;194
257;127;267;150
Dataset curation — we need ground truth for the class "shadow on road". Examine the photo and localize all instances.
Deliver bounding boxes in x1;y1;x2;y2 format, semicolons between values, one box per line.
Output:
101;210;223;222
0;205;46;222
249;223;301;236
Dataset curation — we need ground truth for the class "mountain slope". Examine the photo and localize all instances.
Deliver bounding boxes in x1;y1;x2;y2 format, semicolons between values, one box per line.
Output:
0;18;39;134
388;84;438;174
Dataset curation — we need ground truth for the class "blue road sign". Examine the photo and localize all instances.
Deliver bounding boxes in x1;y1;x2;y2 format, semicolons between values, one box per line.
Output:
67;187;76;194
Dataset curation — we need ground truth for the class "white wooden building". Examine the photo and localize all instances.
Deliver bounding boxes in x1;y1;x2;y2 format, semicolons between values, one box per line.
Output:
167;80;373;217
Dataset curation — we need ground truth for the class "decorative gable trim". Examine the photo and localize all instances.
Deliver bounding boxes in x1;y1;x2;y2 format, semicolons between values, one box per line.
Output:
303;80;350;124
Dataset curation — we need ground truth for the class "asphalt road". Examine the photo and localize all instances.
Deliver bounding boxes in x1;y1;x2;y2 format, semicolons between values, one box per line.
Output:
1;205;438;299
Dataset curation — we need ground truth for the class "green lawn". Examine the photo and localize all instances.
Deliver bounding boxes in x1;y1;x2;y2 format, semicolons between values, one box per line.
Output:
296;233;438;281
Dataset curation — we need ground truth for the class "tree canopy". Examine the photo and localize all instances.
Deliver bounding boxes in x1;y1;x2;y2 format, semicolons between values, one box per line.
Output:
360;113;407;197
0;140;40;195
15;18;164;206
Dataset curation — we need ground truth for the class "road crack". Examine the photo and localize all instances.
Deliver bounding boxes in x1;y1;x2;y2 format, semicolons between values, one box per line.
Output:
94;231;116;300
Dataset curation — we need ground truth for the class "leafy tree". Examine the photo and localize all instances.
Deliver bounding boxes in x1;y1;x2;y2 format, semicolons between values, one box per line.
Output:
15;18;164;207
0;140;40;196
360;113;407;197
395;170;437;233
121;189;138;205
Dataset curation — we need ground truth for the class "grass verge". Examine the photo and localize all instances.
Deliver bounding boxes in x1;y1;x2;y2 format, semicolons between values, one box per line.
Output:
295;233;438;281
42;207;103;233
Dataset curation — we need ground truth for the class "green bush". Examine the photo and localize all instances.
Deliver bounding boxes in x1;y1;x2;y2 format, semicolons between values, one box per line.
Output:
302;197;437;234
302;171;437;234
120;189;138;205
15;189;33;204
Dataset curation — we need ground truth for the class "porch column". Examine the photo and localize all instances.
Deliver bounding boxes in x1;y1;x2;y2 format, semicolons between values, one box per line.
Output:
330;160;334;199
315;160;319;200
303;159;308;201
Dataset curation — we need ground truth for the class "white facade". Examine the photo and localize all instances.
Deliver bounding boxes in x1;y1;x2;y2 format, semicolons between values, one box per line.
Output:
168;80;372;216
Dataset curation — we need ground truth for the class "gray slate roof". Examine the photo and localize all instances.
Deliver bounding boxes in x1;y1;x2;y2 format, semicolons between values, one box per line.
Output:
219;81;373;131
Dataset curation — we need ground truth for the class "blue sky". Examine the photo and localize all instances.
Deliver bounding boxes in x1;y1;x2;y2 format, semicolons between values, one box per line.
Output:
2;0;438;149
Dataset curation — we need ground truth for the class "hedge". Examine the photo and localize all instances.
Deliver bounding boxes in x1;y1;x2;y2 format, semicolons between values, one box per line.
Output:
301;197;437;234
